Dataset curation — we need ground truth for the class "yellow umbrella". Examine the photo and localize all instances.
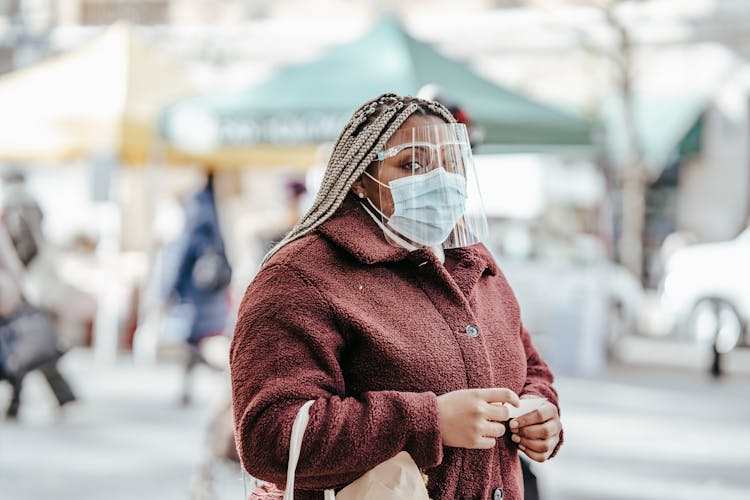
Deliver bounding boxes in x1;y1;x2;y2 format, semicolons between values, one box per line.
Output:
0;22;193;165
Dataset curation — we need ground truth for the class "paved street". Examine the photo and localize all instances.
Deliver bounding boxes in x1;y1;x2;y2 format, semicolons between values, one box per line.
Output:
0;350;239;500
541;362;750;500
2;343;749;500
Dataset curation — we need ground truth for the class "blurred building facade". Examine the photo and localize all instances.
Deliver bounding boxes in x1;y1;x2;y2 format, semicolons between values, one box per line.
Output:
0;0;747;363
2;1;750;86
0;0;749;277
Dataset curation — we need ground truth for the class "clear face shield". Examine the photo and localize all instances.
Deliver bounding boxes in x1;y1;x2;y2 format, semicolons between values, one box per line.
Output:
363;122;488;250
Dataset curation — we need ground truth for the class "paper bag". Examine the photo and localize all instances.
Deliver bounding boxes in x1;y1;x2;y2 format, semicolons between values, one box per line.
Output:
335;451;430;500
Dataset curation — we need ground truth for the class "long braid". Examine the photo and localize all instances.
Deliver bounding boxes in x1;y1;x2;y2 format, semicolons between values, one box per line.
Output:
262;93;456;266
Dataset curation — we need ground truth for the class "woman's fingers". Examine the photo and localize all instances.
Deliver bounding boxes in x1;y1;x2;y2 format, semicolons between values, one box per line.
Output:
484;402;510;422
437;388;520;449
513;435;556;454
482;420;506;439
475;437;498;449
514;420;561;440
476;388;520;407
518;444;551;463
509;404;562;462
509;401;558;431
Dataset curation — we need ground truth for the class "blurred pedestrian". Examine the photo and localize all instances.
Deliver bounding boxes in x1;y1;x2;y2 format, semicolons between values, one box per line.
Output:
284;178;308;228
1;169;43;267
231;94;562;500
0;220;26;418
0;220;75;420
163;173;232;407
260;178;308;255
1;169;95;345
0;170;79;420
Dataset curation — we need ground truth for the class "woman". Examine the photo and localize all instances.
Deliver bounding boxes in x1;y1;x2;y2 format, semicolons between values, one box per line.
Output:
231;94;562;500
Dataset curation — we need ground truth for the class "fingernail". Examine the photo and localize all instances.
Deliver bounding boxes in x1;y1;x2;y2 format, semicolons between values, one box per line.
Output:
519;444;526;451
509;420;518;429
511;434;520;443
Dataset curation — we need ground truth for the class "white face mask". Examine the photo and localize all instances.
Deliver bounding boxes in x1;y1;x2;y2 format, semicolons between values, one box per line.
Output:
364;168;467;247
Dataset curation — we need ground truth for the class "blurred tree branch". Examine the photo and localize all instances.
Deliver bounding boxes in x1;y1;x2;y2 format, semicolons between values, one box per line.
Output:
572;0;646;281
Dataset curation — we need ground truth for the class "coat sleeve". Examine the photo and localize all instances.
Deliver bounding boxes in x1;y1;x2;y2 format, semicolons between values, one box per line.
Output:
230;263;443;490
519;324;563;457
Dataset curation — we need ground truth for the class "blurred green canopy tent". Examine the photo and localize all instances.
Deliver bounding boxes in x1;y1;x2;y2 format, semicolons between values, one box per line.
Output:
602;95;707;175
0;22;193;165
159;15;594;168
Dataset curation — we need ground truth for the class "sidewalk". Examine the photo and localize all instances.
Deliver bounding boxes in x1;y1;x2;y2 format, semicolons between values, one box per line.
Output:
0;348;235;500
2;346;749;500
615;334;750;376
541;363;750;500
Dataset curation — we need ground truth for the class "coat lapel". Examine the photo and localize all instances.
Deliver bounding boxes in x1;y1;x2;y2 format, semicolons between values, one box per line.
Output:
445;246;498;298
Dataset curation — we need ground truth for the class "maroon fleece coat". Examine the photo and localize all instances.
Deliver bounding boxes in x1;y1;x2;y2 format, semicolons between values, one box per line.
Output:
231;194;561;500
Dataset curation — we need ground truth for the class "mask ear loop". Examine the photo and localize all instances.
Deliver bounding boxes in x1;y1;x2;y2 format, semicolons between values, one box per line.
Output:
362;169;396;221
363;170;389;189
358;170;421;251
358;197;418;252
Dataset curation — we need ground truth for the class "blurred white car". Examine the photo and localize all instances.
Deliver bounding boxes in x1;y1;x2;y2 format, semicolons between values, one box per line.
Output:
658;228;750;353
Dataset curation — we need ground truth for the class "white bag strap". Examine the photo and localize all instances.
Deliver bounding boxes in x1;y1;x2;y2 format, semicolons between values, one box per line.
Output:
283;400;336;500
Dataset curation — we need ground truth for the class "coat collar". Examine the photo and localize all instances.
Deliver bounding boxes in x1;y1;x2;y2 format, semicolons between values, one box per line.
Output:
318;194;498;278
318;194;409;265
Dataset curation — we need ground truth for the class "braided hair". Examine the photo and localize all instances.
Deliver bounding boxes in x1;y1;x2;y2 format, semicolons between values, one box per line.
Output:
262;93;456;266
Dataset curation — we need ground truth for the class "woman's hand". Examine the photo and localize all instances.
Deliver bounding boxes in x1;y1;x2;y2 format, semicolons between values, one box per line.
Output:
436;388;520;449
509;396;561;462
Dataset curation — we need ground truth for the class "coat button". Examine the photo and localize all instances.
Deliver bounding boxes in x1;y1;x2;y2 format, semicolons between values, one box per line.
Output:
465;324;479;337
493;488;504;500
